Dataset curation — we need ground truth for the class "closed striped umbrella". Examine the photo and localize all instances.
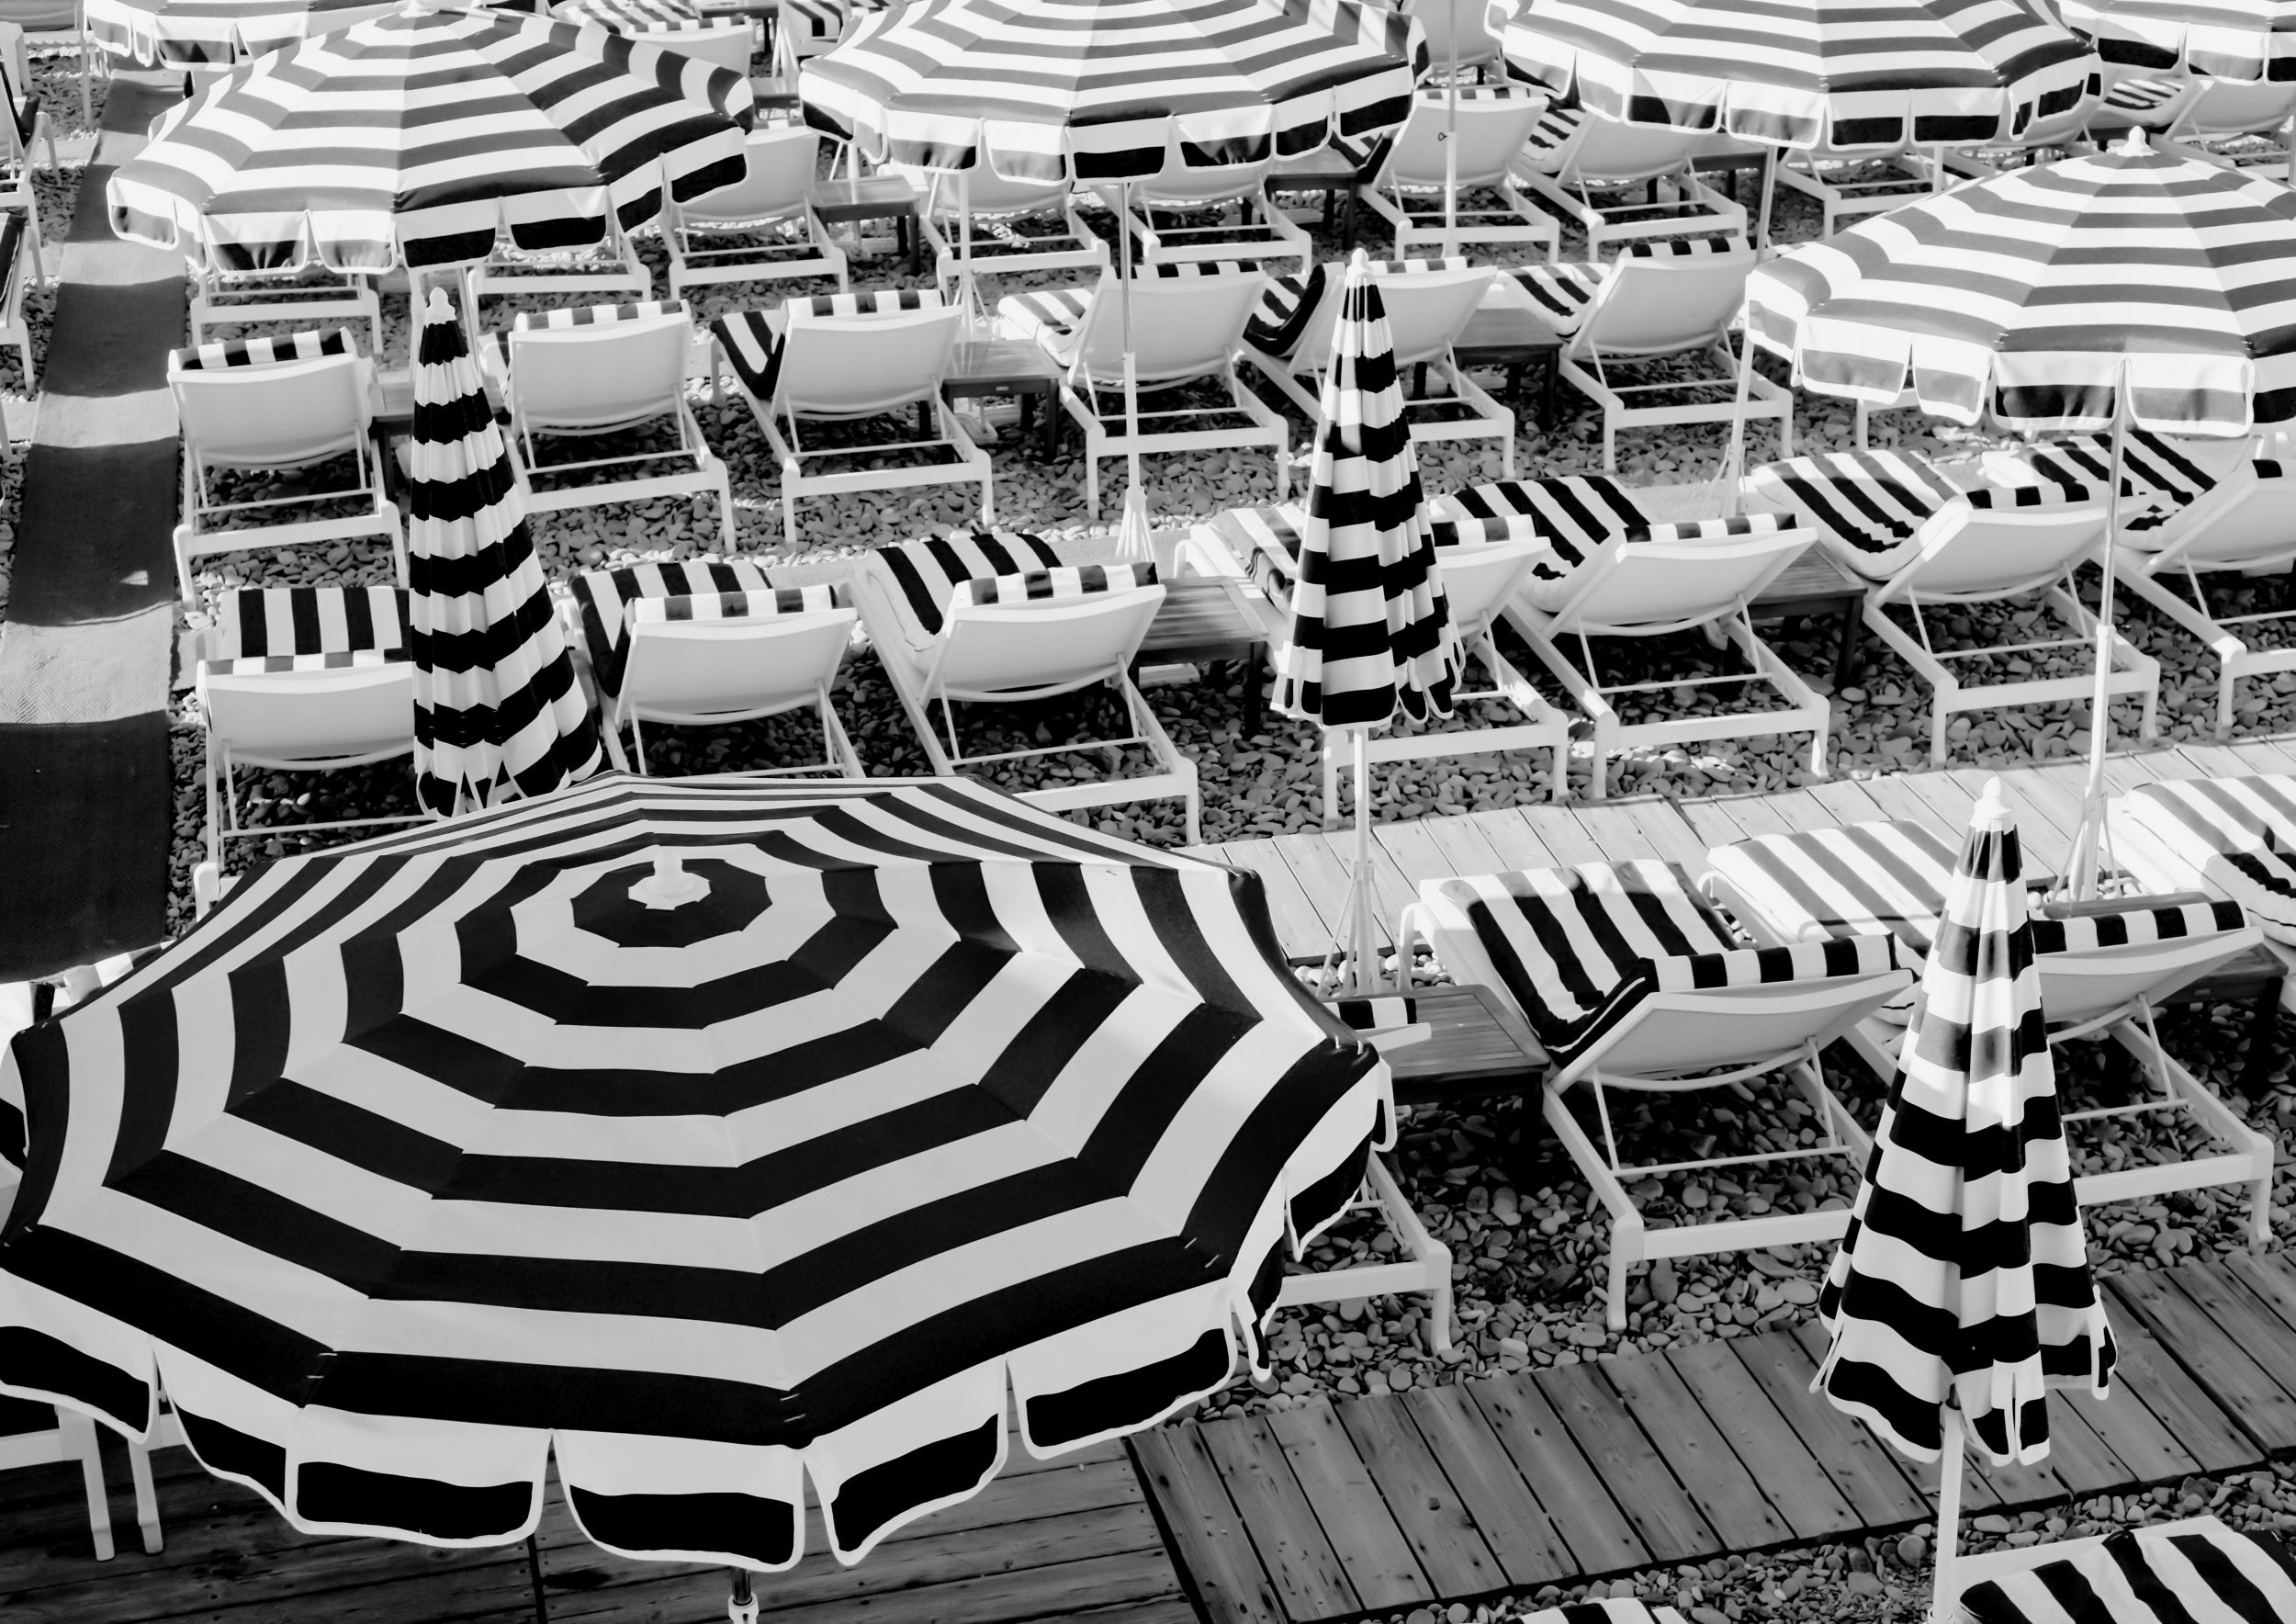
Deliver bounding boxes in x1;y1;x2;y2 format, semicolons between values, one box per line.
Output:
1814;780;2115;1609
0;774;1389;1569
84;0;392;66
107;5;750;272
1491;0;2097;151
2060;0;2296;79
409;287;598;816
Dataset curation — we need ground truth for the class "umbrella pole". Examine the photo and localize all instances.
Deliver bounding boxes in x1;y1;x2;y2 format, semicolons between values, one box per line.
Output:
1442;44;1458;258
958;167;981;338
1755;142;1777;250
1931;1406;1968;1624
2070;388;2128;900
1121;177;1143;506
1352;726;1377;991
727;1568;759;1624
1717;331;1757;515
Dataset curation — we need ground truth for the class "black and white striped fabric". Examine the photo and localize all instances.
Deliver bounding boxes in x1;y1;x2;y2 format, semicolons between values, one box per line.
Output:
1494;0;2095;152
803;0;1425;185
408;287;597;817
1517;1602;1690;1624
109;6;750;272
169;325;357;372
1742;449;2089;571
213;585;409;660
1747;136;2296;434
1273;252;1458;728
0;773;1390;1568
1964;1522;2296;1623
556;0;746;31
948;563;1156;610
1986;425;2224;510
1815;784;2116;1464
2063;0;2296;79
1430;861;1903;1064
510;298;689;333
84;0;390;66
627;586;838;626
1505;234;1746;335
872;528;1066;638
710;290;941;400
1246;256;1470;358
570;558;799;698
2118;775;2296;939
203;649;409;677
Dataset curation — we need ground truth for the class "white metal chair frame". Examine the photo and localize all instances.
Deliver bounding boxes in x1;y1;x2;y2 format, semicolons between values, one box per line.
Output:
905;165;1109;297
1771;143;1941;241
1514;117;1750;258
1269;1155;1457;1352
0;1404;118;1561
466;223;653;315
1355;91;1561;260
1554;273;1793;473
1105;161;1316;279
604;607;864;779
667;126;849;297
187;261;382;352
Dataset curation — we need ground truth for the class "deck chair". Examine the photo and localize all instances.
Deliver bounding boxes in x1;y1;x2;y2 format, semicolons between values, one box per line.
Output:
0;0;90;131
0;207;30;408
2086;68;2207;140
1503;235;1791;472
0;38;49;285
1458;475;1827;796
709;288;989;545
898;163;1108;296
666;126;848;297
1958;1518;2296;1624
1400;0;1500;79
1109;140;1313;277
0;1399;118;1561
1937;69;2104;178
187;260;382;352
466;219;652;315
2110;774;2296;950
1354;87;1560;259
1513;107;1749;258
1704;818;2275;1242
486;299;738;548
1194;502;1570;818
1241;257;1514;477
1743;448;2155;762
192;585;422;910
168;327;405;604
851;528;1200;839
568;561;861;776
2174;75;2296;176
1398;859;1910;1328
1771;141;1940;240
1000;261;1285;517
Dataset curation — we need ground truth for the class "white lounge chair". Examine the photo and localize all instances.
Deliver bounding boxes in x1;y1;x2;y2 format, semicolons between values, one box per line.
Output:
1704;818;2276;1243
0;1400;118;1561
1354;87;1560;259
1000;261;1286;517
1188;501;1570;818
2175;75;2296;176
186;259;382;352
1513;107;1748;258
168;327;405;604
1956;1517;2295;1624
1936;69;2104;178
2110;774;2296;951
1503;235;1791;472
2085;67;2207;141
1743;448;2155;763
1458;475;1828;796
466;221;652;317
896;163;1109;297
487;299;738;548
851;528;1200;840
1771;142;1941;241
1399;0;1500;79
1109;139;1313;277
1399;859;1910;1328
567;560;861;777
0;31;51;284
709;288;989;545
0;0;91;129
1241;256;1514;477
667;126;848;297
0;205;30;406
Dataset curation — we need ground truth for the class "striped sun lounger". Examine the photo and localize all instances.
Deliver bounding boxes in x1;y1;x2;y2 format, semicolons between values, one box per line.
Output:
2114;775;2296;942
1964;1519;2296;1623
569;559;820;700
1741;447;2090;573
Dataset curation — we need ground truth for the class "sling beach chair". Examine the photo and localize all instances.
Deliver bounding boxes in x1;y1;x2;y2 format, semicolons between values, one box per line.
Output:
1743;447;2156;763
0;1400;118;1561
665;125;850;298
2110;775;2296;975
1703;816;2275;1241
1397;858;1910;1328
893;163;1109;297
1512;107;1750;258
1956;1517;2296;1621
1106;137;1314;278
851;529;1200;840
1349;85;1560;259
1440;474;1828;799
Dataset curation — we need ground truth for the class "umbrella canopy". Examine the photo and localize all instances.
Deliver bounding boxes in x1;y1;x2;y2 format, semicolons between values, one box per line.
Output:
552;0;756;34
0;774;1388;1568
1490;0;2098;151
84;0;391;65
108;3;751;272
1814;780;2116;1464
408;287;599;815
2060;0;2296;78
802;0;1425;183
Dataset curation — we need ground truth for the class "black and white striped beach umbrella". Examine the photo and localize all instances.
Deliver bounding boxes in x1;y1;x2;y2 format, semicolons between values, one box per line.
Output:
1491;0;2097;150
84;0;391;66
409;287;598;816
2060;0;2296;79
802;0;1425;183
107;4;751;271
1815;781;2116;1466
0;774;1387;1569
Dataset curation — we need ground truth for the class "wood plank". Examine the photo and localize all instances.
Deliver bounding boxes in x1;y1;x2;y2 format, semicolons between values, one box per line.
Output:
2057;1376;2200;1490
2097;1307;2258;1477
1263;1401;1429;1613
2223;1251;2296;1341
1197;1416;1358;1622
2107;1269;2296;1453
1129;1427;1287;1624
1802;777;1892;831
1209;840;1331;963
1962;1433;2069;1510
2181;1257;2296;1405
1774;1321;1994;1515
1373;818;1461;896
1333;1393;1507;1599
1569;801;1664;866
2032;1393;2130;1500
1468;1372;1652;1576
1535;1360;1717;1564
1269;832;1393;953
1419;811;1507;883
1400;1383;1579;1590
1665;1339;1859;1540
1316;829;1417;951
1462;806;1564;872
1619;798;1715;876
1674;795;1761;860
562;1549;1193;1624
1518;805;1608;866
1703;788;1801;837
1602;1349;1792;1551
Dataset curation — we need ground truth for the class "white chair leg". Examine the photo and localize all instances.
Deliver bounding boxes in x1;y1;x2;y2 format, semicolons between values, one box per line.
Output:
128;1438;163;1554
60;1412;115;1562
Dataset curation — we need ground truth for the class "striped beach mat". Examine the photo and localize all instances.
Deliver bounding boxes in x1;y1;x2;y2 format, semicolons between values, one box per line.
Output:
1964;1522;2296;1622
212;585;409;659
866;528;1065;639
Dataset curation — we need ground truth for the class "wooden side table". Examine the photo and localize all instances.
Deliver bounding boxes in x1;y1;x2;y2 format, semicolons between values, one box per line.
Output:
1366;983;1548;1110
1452;306;1563;428
807;175;924;275
1266;148;1361;246
1135;576;1269;734
942;338;1062;458
1749;547;1867;686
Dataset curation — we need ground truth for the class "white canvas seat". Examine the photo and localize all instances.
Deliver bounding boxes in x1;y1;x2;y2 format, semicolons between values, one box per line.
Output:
709;288;989;545
168;327;405;603
1743;448;2156;763
1398;860;1911;1328
1513;106;1749;258
568;570;861;777
1500;236;1790;472
1355;87;1560;259
851;528;1200;839
0;1398;118;1562
667;126;848;297
1453;475;1828;796
487;299;738;548
999;261;1285;517
1109;141;1313;276
1240;256;1514;477
1704;818;2275;1242
1187;502;1570;819
896;163;1108;294
2110;774;2296;951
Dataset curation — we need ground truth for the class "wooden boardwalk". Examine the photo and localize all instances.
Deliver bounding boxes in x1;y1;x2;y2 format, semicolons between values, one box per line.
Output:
1136;1251;2296;1624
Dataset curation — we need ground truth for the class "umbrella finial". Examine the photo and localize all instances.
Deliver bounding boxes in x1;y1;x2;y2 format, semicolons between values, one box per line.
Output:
630;852;711;910
2118;126;2149;156
424;284;454;321
1347;246;1370;276
1974;775;2009;827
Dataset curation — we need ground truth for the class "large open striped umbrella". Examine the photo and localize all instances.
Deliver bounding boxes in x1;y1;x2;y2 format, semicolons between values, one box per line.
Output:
107;4;751;271
0;774;1389;1573
2060;0;2296;78
1814;780;2116;1616
409;286;598;816
1274;250;1459;991
84;0;392;65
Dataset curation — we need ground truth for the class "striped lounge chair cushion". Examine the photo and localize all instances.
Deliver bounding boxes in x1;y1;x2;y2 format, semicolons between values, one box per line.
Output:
627;586;838;626
569;559;789;698
1516;103;1583;171
790;288;945;322
1989;426;2223;510
1432;860;1904;1066
2101;73;2187;118
170;326;358;372
212;585;409;660
872;527;1065;642
709;291;942;399
948;563;1156;611
203;650;409;678
510;299;687;333
1244;265;1329;356
1964;1522;2296;1623
1326;129;1392;177
1742;449;2088;576
2119;776;2296;942
1002;263;1257;364
1506;236;1747;336
1518;1603;1689;1624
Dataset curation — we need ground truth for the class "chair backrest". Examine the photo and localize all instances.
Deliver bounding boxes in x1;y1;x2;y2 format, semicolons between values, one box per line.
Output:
2028;906;2261;1029
777;302;961;413
901;163;1071;220
1136;135;1274;207
1375;262;1494;366
1550;524;1813;634
1557;114;1705;186
198;665;416;764
172;351;369;469
682;126;817;225
1401;0;1498;69
2182;76;2296;137
1073;265;1267;383
1575;241;1755;357
623;608;856;722
1430;535;1547;637
1386;91;1548;188
2130;464;2294;572
933;588;1166;697
507;310;692;432
1884;498;2111;603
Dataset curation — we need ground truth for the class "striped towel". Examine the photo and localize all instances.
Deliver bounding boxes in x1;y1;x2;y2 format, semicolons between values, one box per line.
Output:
569;559;785;698
171;326;357;373
1244;265;1330;356
1508;236;1747;335
1327;996;1417;1032
1989;427;2221;511
1433;477;1799;609
627;586;838;626
1517;1603;1690;1624
212;586;409;660
2102;74;2187;118
948;563;1156;611
1964;1522;2296;1623
789;287;943;322
999;286;1096;361
1516;103;1583;170
870;528;1064;638
2120;776;2296;942
511;299;688;332
202;649;410;678
709;309;786;400
1744;449;2086;575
